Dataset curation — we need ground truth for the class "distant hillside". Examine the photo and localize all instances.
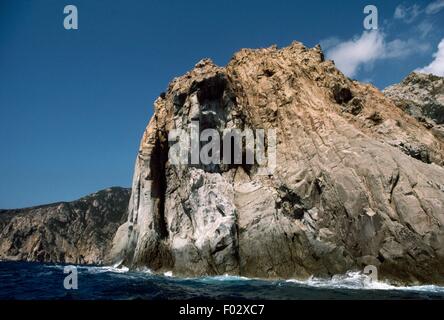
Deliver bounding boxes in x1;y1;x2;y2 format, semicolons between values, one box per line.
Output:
0;187;130;264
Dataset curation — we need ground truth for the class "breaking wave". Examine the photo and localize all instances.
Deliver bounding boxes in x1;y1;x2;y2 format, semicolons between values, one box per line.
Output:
1;262;443;299
48;263;444;293
286;271;444;293
71;265;444;293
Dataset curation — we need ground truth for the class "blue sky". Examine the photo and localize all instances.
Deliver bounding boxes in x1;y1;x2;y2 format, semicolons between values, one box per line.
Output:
1;0;443;208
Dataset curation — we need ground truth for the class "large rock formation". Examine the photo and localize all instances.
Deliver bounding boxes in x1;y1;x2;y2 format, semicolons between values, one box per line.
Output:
109;41;444;285
0;187;130;264
384;72;444;141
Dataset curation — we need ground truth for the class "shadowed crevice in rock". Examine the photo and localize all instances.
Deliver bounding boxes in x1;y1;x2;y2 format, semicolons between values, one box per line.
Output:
332;84;353;104
193;73;227;105
150;132;169;239
276;186;306;220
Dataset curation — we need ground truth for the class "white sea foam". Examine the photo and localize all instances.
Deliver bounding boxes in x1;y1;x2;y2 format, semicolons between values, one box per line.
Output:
204;274;252;281
164;271;173;277
135;266;153;274
42;263;444;293
286;271;444;292
78;265;130;274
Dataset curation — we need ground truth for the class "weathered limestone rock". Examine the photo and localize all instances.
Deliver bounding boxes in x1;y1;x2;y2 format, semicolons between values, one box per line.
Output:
0;187;130;264
110;42;444;284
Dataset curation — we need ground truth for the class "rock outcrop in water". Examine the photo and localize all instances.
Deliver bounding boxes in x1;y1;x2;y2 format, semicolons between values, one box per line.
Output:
0;187;130;264
109;42;444;285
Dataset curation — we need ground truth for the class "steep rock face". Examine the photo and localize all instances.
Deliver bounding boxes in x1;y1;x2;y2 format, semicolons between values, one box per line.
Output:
384;72;444;141
110;42;444;284
0;187;130;264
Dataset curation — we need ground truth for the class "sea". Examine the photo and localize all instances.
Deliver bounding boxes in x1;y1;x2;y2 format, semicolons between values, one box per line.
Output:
1;261;443;300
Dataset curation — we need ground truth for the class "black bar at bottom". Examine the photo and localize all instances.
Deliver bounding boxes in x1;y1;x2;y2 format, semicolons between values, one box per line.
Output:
1;300;443;318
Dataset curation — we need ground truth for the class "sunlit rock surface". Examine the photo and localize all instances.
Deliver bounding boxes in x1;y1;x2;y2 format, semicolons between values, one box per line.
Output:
109;42;444;284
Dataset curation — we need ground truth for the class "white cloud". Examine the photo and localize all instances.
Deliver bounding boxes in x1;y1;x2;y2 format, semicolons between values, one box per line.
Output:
394;4;421;23
384;38;430;58
325;31;429;78
425;0;444;14
416;38;444;76
326;31;384;77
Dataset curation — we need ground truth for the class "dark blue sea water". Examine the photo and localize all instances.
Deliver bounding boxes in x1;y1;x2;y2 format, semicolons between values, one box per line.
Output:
1;261;443;300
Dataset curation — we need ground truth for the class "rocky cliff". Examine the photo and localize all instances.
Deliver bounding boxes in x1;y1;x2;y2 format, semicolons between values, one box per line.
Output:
0;187;130;264
108;42;444;284
384;72;444;141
